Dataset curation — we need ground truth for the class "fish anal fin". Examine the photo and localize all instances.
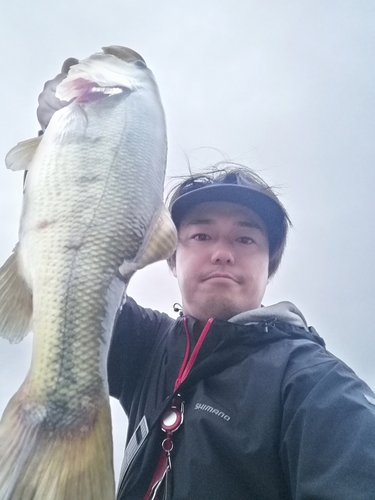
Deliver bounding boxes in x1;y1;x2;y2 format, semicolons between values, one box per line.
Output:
0;246;32;343
0;387;115;500
119;205;177;280
5;136;42;172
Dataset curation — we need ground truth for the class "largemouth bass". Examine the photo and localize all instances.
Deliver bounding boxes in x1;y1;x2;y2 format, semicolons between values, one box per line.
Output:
0;46;177;500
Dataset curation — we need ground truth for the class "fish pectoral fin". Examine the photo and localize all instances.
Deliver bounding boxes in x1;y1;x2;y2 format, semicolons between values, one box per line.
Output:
0;245;33;343
0;388;115;500
118;205;177;280
136;205;178;267
5;136;42;171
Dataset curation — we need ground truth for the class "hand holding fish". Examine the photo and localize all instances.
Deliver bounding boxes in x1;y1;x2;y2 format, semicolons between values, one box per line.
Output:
37;57;78;131
0;46;177;500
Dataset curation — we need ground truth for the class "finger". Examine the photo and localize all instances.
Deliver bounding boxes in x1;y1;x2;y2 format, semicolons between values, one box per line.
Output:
37;78;67;129
41;73;67;93
37;57;79;131
61;57;79;74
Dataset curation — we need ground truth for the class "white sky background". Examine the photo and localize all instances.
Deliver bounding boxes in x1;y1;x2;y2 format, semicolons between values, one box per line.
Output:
0;0;374;483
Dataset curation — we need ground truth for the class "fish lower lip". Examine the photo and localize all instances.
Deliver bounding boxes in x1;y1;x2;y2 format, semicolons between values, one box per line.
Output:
90;86;123;95
77;86;128;103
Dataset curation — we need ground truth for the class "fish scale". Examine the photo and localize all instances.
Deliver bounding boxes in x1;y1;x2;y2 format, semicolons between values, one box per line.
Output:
0;46;177;499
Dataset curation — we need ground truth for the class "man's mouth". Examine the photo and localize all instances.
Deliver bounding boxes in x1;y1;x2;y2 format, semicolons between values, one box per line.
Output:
203;272;239;283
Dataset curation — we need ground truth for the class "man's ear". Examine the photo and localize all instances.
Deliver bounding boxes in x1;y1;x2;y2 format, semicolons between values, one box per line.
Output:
167;253;177;277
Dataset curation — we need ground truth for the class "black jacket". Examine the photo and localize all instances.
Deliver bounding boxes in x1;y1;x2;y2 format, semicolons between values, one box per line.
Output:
108;297;375;499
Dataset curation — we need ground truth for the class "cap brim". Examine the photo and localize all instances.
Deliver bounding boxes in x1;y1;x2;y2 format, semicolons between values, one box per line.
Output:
170;184;285;253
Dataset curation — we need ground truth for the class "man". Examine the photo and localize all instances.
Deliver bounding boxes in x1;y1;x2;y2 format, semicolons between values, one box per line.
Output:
38;63;375;500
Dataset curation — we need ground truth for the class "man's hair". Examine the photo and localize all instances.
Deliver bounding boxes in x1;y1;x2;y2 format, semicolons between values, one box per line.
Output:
166;163;291;277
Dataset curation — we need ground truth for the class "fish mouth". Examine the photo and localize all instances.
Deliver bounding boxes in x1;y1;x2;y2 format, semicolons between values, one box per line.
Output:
76;82;130;103
56;46;139;102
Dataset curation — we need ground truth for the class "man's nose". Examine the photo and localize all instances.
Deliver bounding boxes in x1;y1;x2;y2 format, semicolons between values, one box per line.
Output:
210;243;234;264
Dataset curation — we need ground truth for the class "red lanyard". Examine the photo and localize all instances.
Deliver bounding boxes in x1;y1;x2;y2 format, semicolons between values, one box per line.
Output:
144;317;214;500
174;317;214;391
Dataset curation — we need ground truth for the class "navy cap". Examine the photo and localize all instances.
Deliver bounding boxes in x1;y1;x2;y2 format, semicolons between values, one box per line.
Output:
170;173;288;256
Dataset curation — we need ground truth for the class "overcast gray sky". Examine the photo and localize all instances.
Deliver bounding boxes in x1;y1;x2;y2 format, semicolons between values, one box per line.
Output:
1;0;374;482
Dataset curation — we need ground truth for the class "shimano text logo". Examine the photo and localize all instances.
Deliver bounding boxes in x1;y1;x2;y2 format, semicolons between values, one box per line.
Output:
194;403;231;421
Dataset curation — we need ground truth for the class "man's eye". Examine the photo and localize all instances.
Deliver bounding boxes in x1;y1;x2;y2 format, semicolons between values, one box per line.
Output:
237;236;254;244
192;233;211;241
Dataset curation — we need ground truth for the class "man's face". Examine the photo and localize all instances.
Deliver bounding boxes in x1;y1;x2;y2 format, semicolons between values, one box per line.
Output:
172;201;269;322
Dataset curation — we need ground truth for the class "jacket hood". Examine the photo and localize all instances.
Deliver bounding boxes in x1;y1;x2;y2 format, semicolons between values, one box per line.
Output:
229;301;309;331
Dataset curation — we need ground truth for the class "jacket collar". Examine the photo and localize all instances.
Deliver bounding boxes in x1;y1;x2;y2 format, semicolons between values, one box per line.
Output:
229;301;308;331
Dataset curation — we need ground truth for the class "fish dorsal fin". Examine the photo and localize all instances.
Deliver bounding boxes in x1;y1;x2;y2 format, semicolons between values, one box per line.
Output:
118;205;177;281
5;136;42;171
102;46;146;65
